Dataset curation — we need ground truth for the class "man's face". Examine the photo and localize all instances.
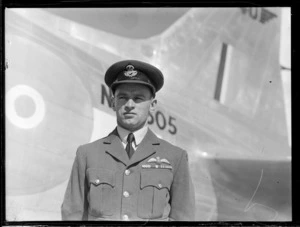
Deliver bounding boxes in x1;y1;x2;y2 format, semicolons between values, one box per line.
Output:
112;83;157;132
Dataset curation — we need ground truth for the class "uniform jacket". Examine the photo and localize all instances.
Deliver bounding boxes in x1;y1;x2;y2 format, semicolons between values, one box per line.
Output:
61;128;195;221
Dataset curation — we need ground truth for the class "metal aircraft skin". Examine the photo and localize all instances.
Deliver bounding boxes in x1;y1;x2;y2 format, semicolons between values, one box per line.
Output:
5;7;291;221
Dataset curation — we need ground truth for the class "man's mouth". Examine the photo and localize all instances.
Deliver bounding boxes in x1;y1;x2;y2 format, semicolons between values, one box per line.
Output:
124;112;135;117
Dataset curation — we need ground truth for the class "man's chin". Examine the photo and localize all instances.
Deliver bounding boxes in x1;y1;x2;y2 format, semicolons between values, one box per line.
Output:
121;122;146;131
121;122;137;130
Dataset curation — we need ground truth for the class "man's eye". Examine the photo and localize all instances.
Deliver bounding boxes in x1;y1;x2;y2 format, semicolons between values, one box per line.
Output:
135;97;143;101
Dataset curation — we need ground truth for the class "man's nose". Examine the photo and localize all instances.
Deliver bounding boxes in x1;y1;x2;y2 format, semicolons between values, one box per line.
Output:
125;99;135;109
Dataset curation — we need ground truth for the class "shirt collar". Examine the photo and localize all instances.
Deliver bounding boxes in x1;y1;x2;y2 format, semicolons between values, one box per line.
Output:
117;125;148;146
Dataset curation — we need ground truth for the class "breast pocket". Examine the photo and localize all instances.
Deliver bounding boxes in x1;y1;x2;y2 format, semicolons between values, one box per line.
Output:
138;169;173;219
87;168;116;217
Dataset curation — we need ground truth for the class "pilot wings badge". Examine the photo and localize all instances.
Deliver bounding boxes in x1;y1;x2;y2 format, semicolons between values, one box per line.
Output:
143;156;172;169
147;156;171;165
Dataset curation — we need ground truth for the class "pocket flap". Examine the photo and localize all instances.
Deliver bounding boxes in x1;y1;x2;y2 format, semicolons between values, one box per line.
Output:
140;169;173;190
87;168;115;187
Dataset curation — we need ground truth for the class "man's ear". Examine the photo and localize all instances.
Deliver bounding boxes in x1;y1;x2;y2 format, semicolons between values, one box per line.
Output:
150;98;157;113
111;96;116;111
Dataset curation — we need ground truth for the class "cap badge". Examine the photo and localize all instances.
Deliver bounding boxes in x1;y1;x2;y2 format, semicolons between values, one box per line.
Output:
124;65;138;77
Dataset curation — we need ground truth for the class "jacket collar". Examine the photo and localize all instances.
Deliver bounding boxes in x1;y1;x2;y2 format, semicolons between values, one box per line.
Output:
103;127;160;166
117;125;148;147
103;128;129;166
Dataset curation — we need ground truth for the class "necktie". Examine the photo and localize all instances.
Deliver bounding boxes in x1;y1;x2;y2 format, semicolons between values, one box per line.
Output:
126;133;135;159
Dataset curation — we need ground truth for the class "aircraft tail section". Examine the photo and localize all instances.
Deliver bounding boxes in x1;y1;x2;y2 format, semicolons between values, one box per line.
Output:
145;8;289;157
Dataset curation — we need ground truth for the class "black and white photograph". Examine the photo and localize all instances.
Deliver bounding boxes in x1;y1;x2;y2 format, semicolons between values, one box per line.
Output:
4;7;291;222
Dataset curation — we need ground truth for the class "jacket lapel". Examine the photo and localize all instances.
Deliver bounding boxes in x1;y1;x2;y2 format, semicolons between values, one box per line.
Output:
103;128;129;166
128;129;160;166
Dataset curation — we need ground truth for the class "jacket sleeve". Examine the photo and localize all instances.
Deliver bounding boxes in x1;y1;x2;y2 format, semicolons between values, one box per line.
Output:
61;146;88;220
169;150;195;221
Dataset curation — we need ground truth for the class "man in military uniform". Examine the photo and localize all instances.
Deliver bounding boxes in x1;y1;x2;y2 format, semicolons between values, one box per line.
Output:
61;60;195;221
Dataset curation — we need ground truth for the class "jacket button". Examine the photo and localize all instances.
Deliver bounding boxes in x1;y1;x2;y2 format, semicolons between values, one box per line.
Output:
158;183;162;188
95;179;100;184
123;191;129;197
125;169;130;175
123;214;129;220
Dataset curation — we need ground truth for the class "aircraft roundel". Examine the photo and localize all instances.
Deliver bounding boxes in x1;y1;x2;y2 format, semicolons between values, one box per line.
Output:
6;84;46;129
